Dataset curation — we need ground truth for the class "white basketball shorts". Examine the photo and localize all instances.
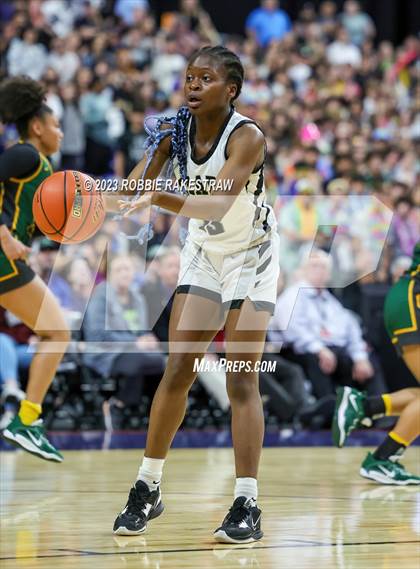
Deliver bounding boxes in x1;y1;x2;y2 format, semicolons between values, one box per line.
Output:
176;233;280;314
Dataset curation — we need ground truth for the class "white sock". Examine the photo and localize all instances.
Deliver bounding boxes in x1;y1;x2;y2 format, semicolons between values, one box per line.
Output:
234;477;258;501
137;457;165;491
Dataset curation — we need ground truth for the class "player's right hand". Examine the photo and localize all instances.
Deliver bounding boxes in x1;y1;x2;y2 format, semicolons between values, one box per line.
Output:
0;232;31;261
119;193;152;218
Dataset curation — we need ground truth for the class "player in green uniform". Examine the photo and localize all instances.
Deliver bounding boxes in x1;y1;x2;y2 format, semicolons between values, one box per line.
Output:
0;76;70;462
332;241;420;485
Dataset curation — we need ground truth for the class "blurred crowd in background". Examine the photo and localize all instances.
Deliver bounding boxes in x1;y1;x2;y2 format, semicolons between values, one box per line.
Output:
0;0;419;431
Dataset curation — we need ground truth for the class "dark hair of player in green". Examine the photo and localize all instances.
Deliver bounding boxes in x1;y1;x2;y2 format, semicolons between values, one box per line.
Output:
0;76;53;138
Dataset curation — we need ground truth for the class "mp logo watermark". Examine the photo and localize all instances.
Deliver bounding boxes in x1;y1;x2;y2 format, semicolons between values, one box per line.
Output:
32;194;393;354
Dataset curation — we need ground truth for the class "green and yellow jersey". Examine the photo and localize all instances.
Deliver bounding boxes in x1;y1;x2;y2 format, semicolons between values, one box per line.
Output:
0;142;53;293
384;241;420;350
0;142;52;245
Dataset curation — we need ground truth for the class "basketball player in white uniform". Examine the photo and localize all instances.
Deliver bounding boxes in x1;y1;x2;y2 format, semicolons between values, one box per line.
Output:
177;107;278;317
114;46;279;544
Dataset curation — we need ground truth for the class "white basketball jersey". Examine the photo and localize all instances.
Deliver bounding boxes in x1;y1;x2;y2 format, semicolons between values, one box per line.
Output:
173;109;276;254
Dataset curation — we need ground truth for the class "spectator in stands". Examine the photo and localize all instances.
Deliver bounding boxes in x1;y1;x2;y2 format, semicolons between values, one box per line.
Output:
178;0;221;45
33;238;74;309
246;0;292;48
43;72;64;124
318;0;337;31
326;27;362;67
388;197;420;258
363;151;387;187
41;0;75;37
114;0;149;26
65;257;95;314
114;105;147;178
7;28;48;80
151;34;186;96
79;76;118;175
272;250;382;424
322;178;357;285
340;0;375;46
59;83;85;171
350;190;394;280
277;178;326;276
48;35;80;84
241;64;272;106
83;254;165;428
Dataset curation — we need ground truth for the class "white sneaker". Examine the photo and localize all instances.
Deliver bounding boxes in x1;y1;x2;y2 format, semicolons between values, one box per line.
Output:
0;410;16;430
1;384;26;402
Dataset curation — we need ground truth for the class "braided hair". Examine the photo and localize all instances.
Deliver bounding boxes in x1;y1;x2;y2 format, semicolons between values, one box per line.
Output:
126;46;244;244
0;76;52;138
142;105;191;185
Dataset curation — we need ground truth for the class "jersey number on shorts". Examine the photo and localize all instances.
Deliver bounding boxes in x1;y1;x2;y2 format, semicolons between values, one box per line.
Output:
200;220;225;235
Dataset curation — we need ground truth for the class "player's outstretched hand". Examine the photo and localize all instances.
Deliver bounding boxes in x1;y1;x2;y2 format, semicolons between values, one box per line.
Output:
119;193;153;218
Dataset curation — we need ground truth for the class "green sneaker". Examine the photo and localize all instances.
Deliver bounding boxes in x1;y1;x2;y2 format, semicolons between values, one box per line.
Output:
360;453;420;485
1;416;63;463
332;386;370;447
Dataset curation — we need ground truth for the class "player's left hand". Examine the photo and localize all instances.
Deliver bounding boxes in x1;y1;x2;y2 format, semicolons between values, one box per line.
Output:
119;193;152;217
352;359;374;383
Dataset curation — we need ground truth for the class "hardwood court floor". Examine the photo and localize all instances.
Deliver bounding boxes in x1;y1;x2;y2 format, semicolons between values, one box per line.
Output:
0;447;419;569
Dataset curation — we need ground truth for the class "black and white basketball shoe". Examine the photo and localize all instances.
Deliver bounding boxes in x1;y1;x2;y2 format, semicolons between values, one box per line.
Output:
113;480;164;535
214;496;263;543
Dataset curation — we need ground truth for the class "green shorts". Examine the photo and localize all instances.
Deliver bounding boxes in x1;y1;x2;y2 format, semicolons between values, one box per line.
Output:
0;250;35;295
384;276;420;350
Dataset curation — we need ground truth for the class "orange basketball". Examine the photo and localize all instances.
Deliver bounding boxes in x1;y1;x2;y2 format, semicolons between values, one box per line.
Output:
32;171;106;244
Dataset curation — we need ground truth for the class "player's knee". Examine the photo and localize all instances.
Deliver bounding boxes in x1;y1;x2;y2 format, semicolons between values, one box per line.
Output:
409;391;420;419
163;355;196;393
405;388;420;405
40;326;71;349
227;374;259;404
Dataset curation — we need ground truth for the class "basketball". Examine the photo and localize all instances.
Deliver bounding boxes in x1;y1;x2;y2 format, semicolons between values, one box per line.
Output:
32;170;105;244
